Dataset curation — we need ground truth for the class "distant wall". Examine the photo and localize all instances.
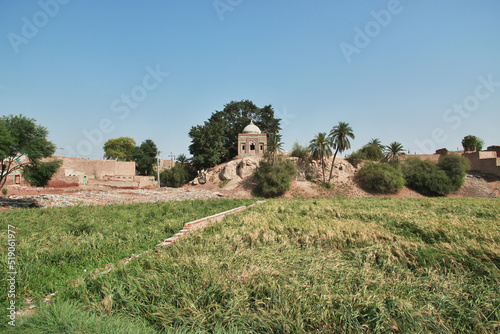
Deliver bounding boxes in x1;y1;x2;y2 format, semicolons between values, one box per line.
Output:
3;157;156;189
404;147;500;177
46;157;135;179
401;154;441;163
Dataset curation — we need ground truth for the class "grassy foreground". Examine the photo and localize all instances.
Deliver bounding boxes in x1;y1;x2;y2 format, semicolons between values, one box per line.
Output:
4;198;500;333
0;199;256;325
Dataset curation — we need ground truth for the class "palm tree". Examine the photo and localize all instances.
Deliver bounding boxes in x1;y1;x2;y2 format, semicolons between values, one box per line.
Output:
176;154;189;165
267;135;284;163
309;132;332;183
384;142;405;163
328;122;355;182
367;138;383;150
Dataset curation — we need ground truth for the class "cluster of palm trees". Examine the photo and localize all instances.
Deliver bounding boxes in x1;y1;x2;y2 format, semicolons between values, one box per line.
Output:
309;122;355;183
361;138;406;163
308;122;407;183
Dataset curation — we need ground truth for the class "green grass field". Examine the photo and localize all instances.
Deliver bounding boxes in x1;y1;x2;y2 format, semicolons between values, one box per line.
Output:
2;198;500;333
0;199;256;326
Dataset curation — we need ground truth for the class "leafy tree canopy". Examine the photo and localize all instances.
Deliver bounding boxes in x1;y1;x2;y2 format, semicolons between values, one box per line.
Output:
0;115;58;189
103;137;136;161
133;139;157;176
189;100;282;170
461;135;484;152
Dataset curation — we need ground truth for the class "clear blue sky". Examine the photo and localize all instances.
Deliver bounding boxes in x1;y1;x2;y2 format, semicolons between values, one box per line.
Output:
1;0;499;159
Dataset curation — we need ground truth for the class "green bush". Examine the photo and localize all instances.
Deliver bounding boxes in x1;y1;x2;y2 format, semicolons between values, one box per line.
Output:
291;141;312;163
346;150;367;168
255;159;296;197
160;165;195;188
361;143;384;161
357;162;405;194
438;154;470;190
402;157;455;196
347;144;384;168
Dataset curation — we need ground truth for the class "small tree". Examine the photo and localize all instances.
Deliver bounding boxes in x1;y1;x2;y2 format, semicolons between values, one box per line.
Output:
103;137;136;161
291;141;312;163
461;135;484;152
0;115;58;190
160;165;194;188
133;139;158;176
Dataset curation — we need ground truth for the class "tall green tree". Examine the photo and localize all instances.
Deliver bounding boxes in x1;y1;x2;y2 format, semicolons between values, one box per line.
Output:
384;142;405;163
0;115;59;190
327;122;355;182
189;100;281;170
309;132;332;183
103;137;136;161
461;135;484;152
133;139;158;176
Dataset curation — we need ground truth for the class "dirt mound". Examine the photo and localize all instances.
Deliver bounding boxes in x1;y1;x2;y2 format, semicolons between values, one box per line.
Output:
188;156;499;200
449;173;500;198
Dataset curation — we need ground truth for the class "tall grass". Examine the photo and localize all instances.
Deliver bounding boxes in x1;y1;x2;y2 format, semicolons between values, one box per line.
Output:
0;198;255;324
32;198;499;333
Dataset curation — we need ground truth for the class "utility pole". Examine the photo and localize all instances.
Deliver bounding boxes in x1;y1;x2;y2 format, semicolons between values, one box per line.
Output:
157;150;161;189
169;152;175;168
60;147;64;157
